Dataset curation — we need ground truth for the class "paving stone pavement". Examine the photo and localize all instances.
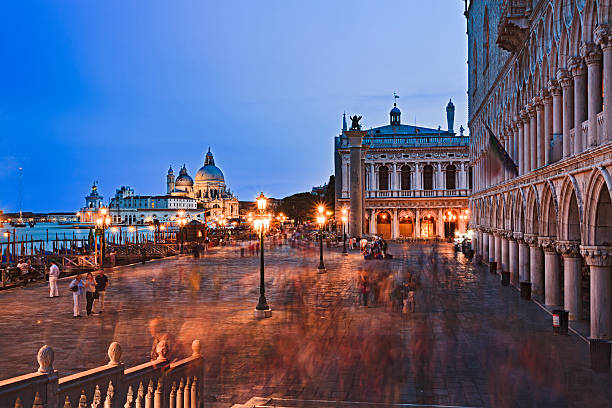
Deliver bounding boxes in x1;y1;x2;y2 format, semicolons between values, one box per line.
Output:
0;241;610;407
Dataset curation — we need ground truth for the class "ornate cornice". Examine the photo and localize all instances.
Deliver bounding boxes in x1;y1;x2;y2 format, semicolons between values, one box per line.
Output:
556;240;581;258
580;246;612;267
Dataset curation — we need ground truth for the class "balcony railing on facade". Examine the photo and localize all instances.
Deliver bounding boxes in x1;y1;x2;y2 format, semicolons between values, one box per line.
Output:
341;189;471;199
341;135;469;148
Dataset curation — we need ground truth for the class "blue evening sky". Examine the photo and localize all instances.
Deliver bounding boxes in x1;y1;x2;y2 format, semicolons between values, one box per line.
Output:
0;0;467;212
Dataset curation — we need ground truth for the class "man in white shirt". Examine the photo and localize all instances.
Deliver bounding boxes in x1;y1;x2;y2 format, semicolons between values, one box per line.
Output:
48;261;60;297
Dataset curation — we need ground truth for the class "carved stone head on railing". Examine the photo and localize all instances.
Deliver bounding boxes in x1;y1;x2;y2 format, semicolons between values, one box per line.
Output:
107;342;122;366
155;340;169;362
192;339;202;357
37;345;54;374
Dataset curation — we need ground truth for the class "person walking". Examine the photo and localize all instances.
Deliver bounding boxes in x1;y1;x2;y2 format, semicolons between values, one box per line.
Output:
48;261;60;298
68;274;85;318
93;270;109;314
360;275;370;307
84;273;96;316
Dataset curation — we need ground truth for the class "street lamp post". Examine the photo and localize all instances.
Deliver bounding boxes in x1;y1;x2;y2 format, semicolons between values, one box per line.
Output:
254;193;272;318
178;216;187;253
3;231;12;267
341;208;348;255
317;206;326;272
96;208;111;269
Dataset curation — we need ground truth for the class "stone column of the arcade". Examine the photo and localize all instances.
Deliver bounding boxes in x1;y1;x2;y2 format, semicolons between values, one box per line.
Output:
346;129;366;238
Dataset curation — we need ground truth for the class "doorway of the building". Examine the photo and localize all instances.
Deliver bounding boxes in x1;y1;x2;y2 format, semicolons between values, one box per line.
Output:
399;214;414;238
421;215;435;238
376;212;391;239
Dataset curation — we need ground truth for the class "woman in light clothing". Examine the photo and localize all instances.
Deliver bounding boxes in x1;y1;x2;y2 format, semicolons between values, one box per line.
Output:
68;274;85;318
48;261;60;298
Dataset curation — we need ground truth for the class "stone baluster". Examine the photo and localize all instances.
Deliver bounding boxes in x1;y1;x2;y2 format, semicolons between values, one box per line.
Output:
581;42;603;147
183;377;191;408
32;392;43;408
78;390;87;408
570;57;587;154
176;379;184;408
540;237;562;307
581;246;612;339
135;382;144;408
104;381;114;408
558;69;574;158
557;241;583;320
190;378;197;408
154;379;162;408
63;396;71;408
525;235;544;297
595;25;612;143
145;380;154;408
169;383;177;408
124;386;134;408
91;385;102;408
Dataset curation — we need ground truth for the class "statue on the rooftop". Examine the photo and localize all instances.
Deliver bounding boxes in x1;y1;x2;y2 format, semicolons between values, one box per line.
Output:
349;115;362;130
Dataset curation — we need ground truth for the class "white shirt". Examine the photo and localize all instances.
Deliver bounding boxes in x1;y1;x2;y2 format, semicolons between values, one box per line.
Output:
49;264;60;278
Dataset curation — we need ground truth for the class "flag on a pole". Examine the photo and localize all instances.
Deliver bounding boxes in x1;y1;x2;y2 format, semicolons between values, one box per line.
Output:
485;124;517;177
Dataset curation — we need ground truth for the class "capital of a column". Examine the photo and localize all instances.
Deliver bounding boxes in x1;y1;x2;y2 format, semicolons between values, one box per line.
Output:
580;245;612;267
557;69;573;88
580;41;602;65
532;96;543;111
524;233;539;247
569;56;587;77
547;79;562;96
594;24;612;52
556;240;582;258
526;103;536;118
519;109;529;123
513;231;524;243
513;116;521;129
503;230;515;240
539;236;557;253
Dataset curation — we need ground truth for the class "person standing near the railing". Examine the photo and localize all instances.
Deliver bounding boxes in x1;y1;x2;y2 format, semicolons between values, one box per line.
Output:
68;274;85;318
84;273;96;316
48;261;60;298
93;269;109;314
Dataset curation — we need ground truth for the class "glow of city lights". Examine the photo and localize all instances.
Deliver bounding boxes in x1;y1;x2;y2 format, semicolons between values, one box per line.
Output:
96;218;103;226
256;192;267;211
3;232;9;238
253;217;270;232
111;227;119;233
128;226;136;232
160;225;166;231
100;208;108;216
318;205;325;215
316;215;326;226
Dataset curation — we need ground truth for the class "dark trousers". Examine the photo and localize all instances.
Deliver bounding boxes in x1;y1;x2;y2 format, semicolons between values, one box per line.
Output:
362;292;368;306
86;292;94;315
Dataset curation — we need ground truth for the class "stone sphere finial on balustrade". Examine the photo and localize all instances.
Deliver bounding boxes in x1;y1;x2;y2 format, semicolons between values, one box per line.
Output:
155;339;168;362
37;345;54;374
107;342;122;366
191;339;202;357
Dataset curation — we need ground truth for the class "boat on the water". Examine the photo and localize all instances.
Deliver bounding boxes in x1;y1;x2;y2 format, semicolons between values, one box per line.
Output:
10;219;26;227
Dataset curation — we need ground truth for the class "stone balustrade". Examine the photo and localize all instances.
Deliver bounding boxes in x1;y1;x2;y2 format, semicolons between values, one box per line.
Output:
0;339;204;408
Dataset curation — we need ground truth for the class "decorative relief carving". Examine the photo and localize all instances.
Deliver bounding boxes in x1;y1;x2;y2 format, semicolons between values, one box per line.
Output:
556;241;581;258
523;234;539;247
538;237;557;252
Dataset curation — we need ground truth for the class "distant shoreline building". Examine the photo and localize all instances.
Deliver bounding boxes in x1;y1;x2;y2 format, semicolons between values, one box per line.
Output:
335;101;471;239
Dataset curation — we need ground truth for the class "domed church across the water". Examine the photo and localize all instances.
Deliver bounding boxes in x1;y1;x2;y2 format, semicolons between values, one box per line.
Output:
166;148;239;219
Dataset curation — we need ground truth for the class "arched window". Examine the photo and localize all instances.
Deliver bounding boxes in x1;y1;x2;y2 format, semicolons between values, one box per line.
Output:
378;166;389;190
401;165;411;190
423;165;434;190
446;164;456;190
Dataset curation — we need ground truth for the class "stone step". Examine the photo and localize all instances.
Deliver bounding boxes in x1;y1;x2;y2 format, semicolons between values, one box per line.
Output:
232;397;479;408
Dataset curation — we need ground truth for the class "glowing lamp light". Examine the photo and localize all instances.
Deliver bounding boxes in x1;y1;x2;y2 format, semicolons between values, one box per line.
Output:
96;218;103;226
160;225;166;231
316;215;326;226
341;216;348;223
100;208;108;216
318;206;325;215
256;192;268;211
111;227;119;233
128;226;136;233
3;232;9;238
